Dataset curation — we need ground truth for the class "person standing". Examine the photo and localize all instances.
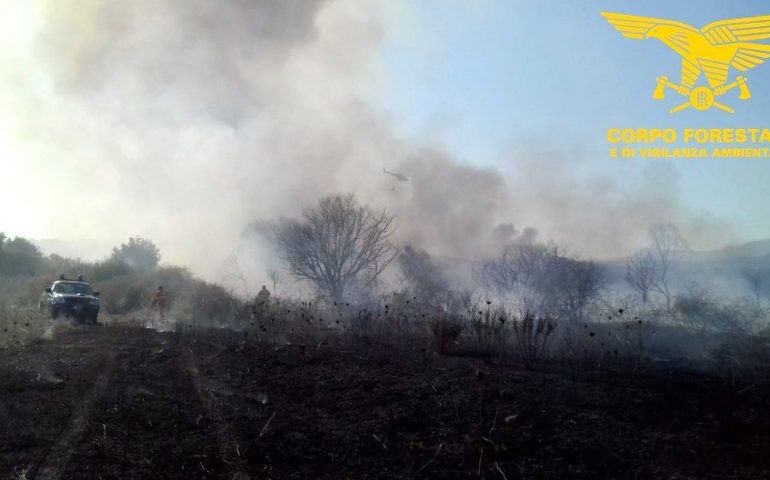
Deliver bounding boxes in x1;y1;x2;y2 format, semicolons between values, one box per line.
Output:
152;286;168;319
256;285;271;304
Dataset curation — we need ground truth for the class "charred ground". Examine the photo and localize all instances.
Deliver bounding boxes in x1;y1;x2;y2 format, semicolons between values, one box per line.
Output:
2;324;770;479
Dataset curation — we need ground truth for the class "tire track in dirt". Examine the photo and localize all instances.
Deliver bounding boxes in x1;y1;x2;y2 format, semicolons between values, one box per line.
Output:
181;346;251;480
35;350;118;480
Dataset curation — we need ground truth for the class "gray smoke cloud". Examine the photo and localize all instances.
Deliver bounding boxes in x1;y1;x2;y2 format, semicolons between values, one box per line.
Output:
500;139;733;258
2;0;733;291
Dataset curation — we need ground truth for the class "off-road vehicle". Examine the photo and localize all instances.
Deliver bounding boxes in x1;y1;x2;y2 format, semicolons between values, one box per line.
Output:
39;280;101;324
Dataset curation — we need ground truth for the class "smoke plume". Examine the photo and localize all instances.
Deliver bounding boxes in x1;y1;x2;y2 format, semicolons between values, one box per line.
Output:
0;0;732;289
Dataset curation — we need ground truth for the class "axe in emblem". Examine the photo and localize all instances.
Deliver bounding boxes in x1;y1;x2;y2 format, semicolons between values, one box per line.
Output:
652;75;751;114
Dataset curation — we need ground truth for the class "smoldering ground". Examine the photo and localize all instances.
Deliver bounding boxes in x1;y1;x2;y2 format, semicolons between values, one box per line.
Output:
1;0;733;288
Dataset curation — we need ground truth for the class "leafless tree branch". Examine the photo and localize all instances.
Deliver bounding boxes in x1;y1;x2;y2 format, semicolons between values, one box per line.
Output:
276;194;397;304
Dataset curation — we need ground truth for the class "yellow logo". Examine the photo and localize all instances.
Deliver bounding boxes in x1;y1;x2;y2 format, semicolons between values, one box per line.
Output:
601;12;770;113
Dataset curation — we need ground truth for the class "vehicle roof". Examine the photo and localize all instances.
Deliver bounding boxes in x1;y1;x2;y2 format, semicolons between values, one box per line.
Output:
51;280;91;286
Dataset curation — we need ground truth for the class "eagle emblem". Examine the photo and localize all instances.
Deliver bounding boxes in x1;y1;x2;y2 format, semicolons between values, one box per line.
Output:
601;12;770;113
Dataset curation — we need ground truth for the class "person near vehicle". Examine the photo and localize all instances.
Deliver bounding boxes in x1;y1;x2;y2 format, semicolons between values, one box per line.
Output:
152;286;168;319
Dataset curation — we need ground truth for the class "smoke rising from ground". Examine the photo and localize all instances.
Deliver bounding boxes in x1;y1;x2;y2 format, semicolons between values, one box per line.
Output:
1;0;733;289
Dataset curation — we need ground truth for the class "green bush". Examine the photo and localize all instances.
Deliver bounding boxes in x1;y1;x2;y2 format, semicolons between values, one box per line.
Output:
0;234;44;276
110;236;161;273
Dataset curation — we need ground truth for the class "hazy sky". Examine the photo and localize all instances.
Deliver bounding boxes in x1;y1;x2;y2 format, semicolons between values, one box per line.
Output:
372;0;770;234
1;0;769;281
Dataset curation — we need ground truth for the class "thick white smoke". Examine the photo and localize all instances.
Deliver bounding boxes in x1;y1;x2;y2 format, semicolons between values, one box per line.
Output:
0;0;732;290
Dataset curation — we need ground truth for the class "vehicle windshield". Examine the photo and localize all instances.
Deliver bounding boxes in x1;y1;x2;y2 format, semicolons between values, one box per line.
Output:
52;282;93;295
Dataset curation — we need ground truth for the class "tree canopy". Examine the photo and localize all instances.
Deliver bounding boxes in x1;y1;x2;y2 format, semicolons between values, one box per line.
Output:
110;237;161;273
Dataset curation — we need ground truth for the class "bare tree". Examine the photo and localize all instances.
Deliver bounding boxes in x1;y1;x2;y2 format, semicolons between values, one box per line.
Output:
555;257;605;324
475;254;518;293
648;223;688;310
476;243;561;295
223;253;250;298
626;249;657;303
477;242;604;322
275;194;398;304
626;224;688;308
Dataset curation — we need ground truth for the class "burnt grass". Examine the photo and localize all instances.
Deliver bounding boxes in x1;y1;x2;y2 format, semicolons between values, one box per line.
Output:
2;325;770;479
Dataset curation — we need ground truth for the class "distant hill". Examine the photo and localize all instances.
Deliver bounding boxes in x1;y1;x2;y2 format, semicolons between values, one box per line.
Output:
601;239;770;293
436;239;770;292
599;239;770;267
686;239;770;263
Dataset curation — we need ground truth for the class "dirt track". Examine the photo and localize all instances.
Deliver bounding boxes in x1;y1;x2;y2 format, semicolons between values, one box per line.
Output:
2;325;770;479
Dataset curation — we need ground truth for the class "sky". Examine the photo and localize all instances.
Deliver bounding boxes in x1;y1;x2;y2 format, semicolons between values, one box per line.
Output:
1;0;769;283
371;0;770;241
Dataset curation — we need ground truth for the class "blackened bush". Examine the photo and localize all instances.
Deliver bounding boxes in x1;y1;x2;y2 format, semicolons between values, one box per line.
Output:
512;311;557;369
347;308;381;342
430;317;463;354
470;303;510;357
675;290;764;335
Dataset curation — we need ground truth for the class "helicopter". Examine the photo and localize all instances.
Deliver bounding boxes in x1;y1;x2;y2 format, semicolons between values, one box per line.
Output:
383;168;409;182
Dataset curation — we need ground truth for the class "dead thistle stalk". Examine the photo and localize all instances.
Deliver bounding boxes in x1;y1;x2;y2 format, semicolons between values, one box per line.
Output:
257;410;277;441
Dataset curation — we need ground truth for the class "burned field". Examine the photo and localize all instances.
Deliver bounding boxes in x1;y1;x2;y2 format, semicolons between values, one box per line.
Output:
7;0;770;477
3;189;770;479
2;323;770;479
